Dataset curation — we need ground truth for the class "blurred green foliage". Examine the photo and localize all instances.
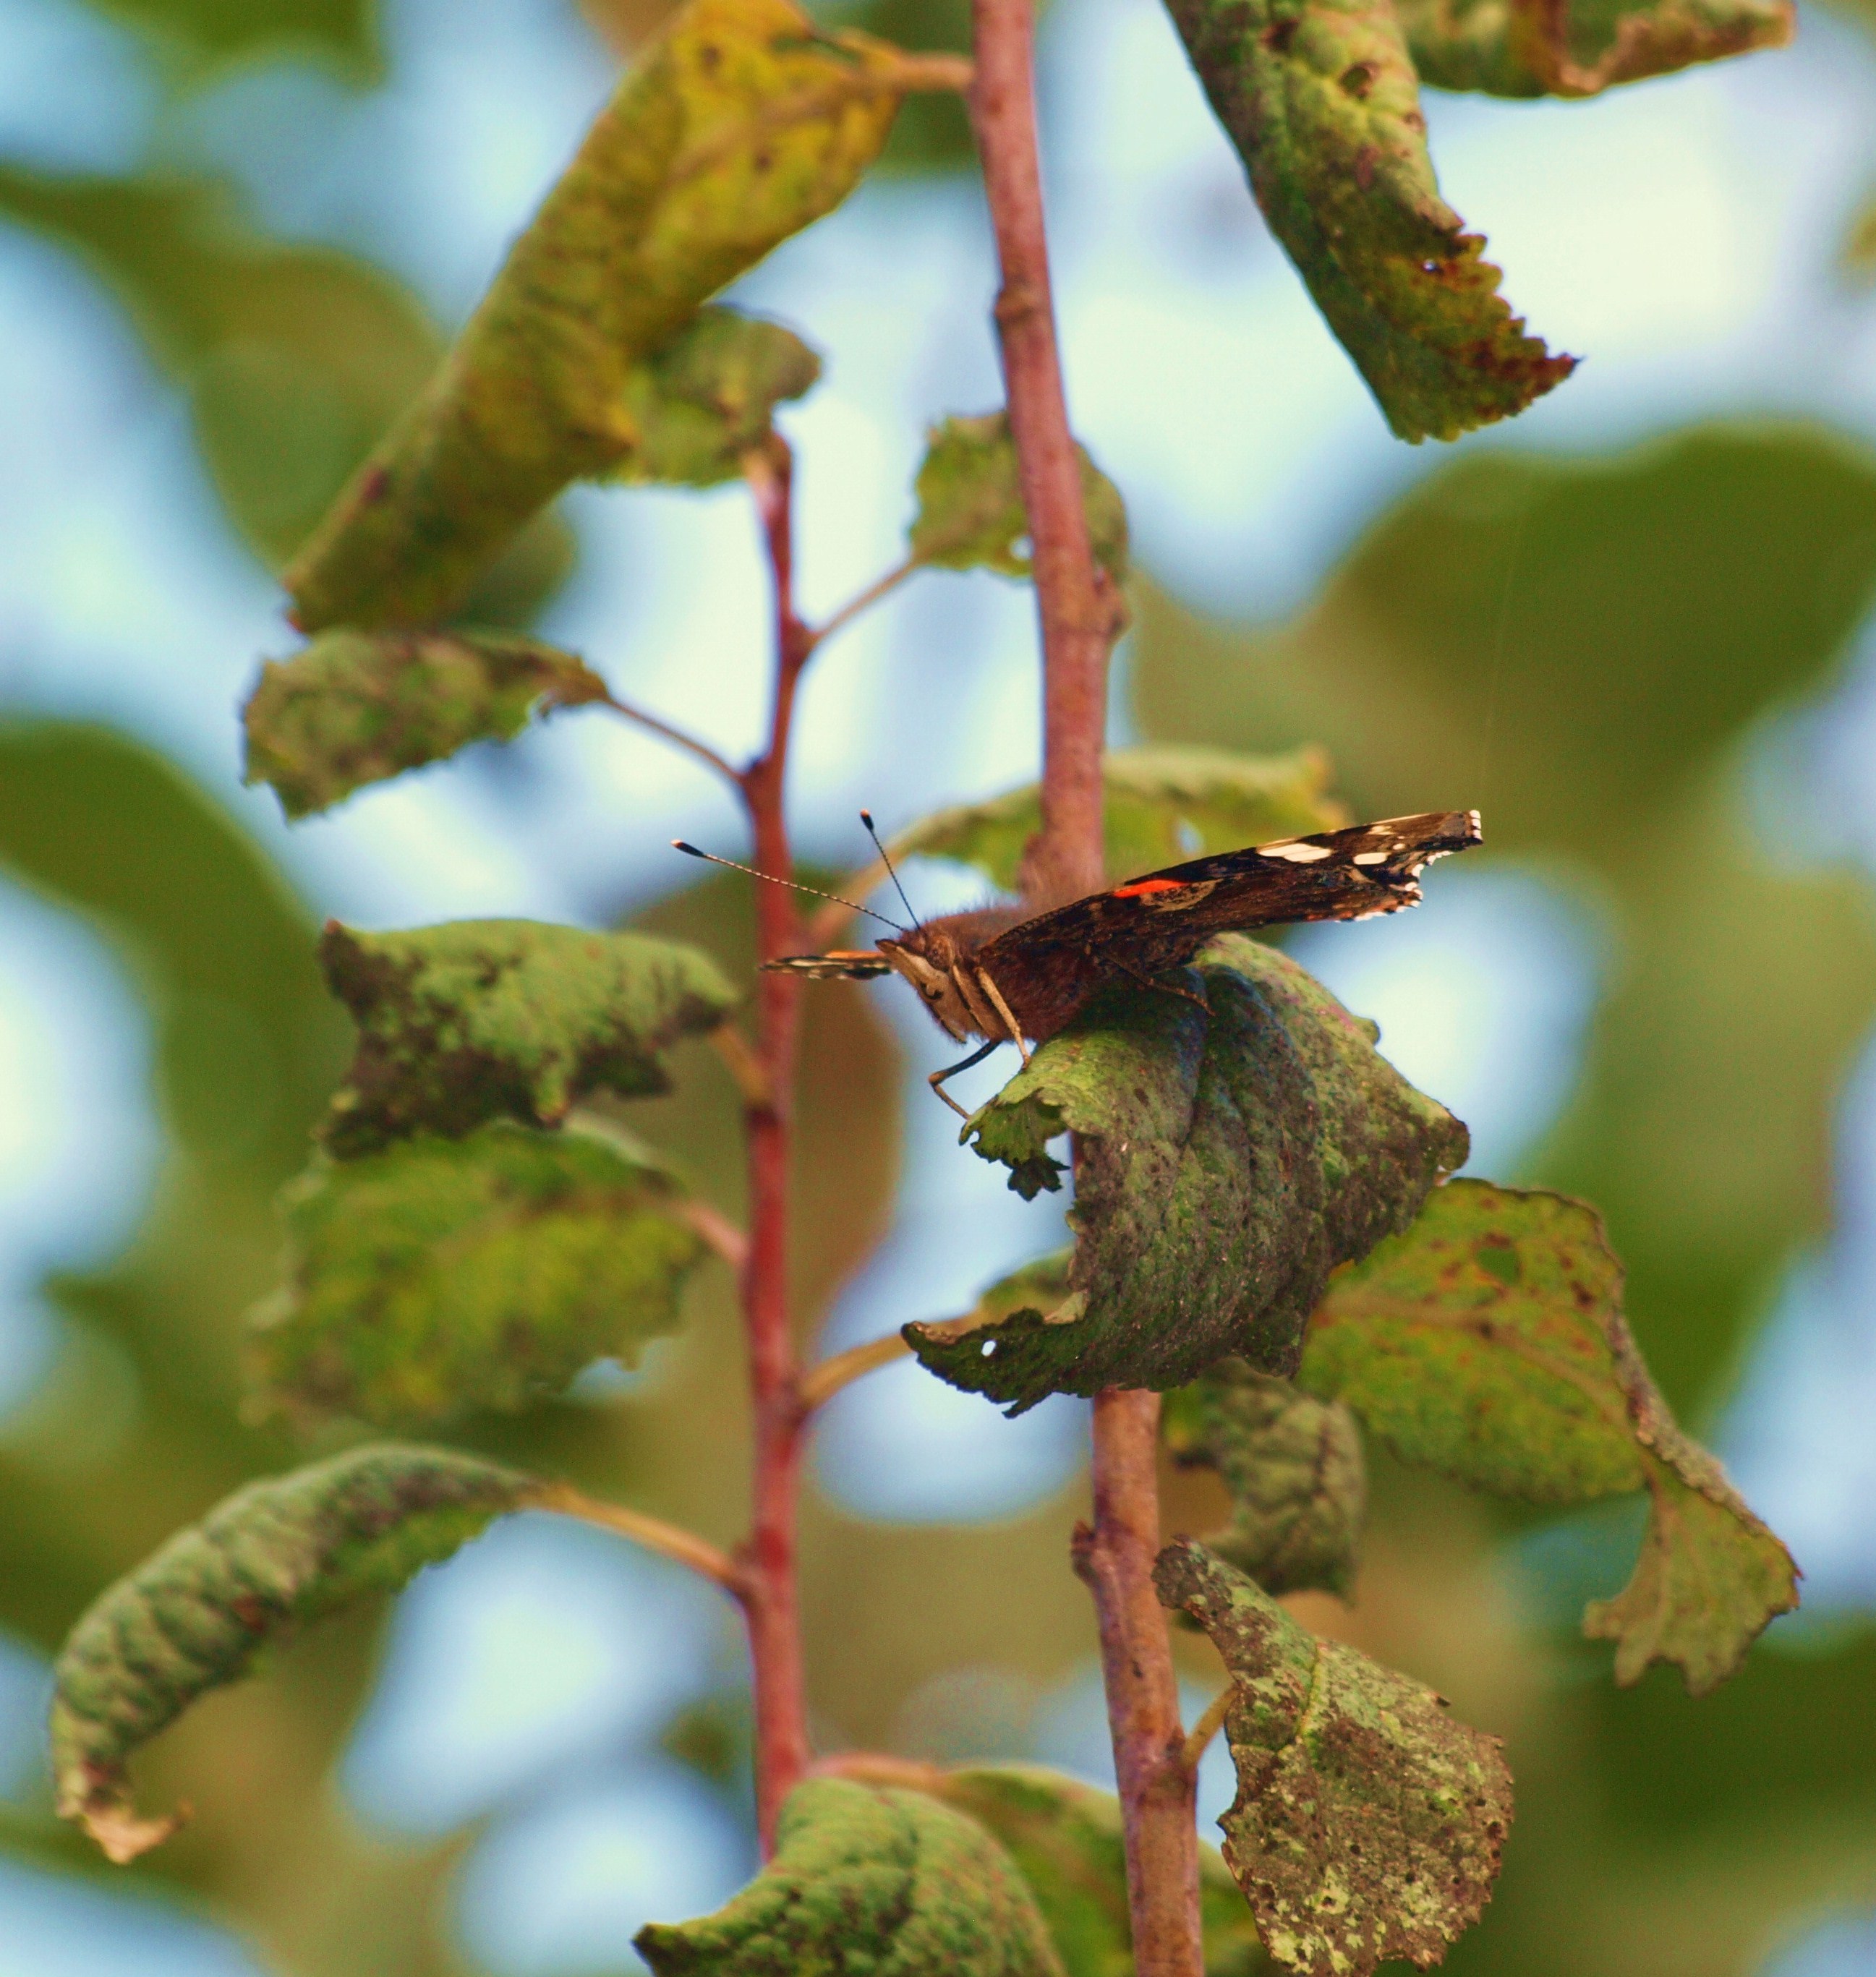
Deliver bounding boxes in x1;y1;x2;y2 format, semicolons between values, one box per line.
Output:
91;0;380;80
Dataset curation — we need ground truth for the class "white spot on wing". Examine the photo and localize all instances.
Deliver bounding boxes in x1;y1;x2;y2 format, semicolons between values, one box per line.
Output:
1261;841;1333;863
1352;850;1391;866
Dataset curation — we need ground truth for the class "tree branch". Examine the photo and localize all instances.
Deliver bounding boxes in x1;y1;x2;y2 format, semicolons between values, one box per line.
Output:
968;3;1202;1971
736;434;816;1856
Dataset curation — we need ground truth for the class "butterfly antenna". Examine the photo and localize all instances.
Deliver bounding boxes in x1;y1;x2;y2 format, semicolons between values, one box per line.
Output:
670;842;905;931
859;810;920;928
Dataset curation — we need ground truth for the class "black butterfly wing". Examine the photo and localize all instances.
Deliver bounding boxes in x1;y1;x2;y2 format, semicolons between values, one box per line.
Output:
975;810;1480;1036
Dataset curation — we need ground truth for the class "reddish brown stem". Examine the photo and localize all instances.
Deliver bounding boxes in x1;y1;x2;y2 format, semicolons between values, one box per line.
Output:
1075;1395;1203;1976
968;0;1118;907
737;437;815;1853
968;4;1203;1972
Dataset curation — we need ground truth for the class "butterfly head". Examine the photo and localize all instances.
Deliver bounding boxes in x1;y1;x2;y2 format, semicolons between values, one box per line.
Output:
877;926;976;1041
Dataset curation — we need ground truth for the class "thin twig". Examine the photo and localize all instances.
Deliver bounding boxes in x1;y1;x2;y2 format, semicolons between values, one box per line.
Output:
535;1484;750;1598
1180;1686;1232;1773
599;690;743;786
712;1024;774;1108
805;558;918;653
798;1332;914;1414
676;1197;750;1273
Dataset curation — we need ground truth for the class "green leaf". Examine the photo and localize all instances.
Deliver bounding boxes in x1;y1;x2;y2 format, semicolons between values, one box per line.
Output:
244;1125;708;1429
634;1775;1066;1977
890;746;1343;894
242;627;610;819
0;166;437;568
1397;0;1791;97
908;411;1129;582
285;0;921;631
611;305;822;486
1156;1539;1511;1977
51;1443;533;1863
1166;1364;1365;1597
85;0;378;77
1158;0;1574;441
1298;1180;1798;1692
929;1766;1269;1977
907;936;1467;1412
317;919;738;1156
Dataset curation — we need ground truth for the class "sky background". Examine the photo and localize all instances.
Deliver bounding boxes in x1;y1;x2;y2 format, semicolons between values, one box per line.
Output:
4;0;1876;1969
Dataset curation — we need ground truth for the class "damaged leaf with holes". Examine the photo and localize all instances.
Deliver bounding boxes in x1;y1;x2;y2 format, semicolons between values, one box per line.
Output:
1159;0;1573;440
1298;1179;1798;1691
286;0;920;629
242;628;609;818
51;1444;534;1863
1396;0;1791;97
1157;1540;1511;1977
890;746;1344;894
318;919;737;1156
929;1766;1268;1977
1165;1362;1365;1596
908;411;1129;581
246;1124;707;1429
906;936;1467;1411
635;1775;1066;1977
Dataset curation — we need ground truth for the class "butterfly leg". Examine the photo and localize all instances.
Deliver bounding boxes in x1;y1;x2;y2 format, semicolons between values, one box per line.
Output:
1113;955;1210;1015
972;967;1031;1067
929;1038;1005;1119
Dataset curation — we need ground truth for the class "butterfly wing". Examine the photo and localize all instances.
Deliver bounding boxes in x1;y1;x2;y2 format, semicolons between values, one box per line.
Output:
762;949;894;980
975;810;1480;1036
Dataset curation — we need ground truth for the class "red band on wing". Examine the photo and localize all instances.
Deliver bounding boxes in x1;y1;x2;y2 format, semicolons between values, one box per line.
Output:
1112;877;1188;897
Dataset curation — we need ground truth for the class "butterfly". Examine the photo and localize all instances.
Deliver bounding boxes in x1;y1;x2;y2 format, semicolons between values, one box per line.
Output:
676;808;1480;1114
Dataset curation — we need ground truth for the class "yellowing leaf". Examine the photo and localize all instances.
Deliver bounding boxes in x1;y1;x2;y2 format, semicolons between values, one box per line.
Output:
908;938;1467;1411
1299;1180;1799;1692
286;0;926;630
890;747;1344;894
1157;1540;1510;1977
242;627;609;819
318;919;738;1156
1159;0;1573;440
245;1126;707;1429
52;1445;535;1862
1398;0;1791;97
908;411;1130;581
635;1775;1065;1977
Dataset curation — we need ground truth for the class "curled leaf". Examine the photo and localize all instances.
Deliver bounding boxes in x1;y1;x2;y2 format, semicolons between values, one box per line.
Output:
1156;1539;1511;1977
610;305;822;486
52;1444;533;1861
318;918;738;1156
908;936;1467;1412
635;1775;1065;1977
1398;0;1791;97
1299;1180;1799;1692
1167;1363;1366;1596
1159;0;1573;440
286;0;918;629
908;411;1129;581
890;746;1344;894
242;628;608;819
245;1125;707;1429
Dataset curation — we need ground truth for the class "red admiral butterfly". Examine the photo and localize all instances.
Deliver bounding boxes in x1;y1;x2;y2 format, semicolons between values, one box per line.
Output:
676;808;1480;1114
